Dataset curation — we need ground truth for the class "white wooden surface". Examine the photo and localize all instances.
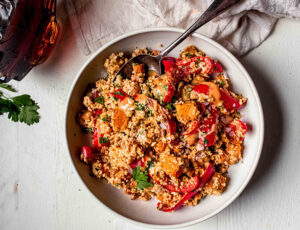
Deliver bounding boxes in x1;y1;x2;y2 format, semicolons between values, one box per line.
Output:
1;4;300;229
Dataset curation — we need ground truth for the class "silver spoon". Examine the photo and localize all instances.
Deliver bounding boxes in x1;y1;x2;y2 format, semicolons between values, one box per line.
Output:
115;0;239;81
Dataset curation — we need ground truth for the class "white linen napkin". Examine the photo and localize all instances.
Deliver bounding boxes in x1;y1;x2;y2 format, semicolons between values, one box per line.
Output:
65;0;300;56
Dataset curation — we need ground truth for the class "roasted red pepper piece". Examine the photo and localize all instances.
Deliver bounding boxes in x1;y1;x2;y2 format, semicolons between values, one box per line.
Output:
109;88;128;101
167;118;177;135
163;80;176;103
177;56;214;75
93;129;109;149
226;120;248;141
158;163;214;212
193;84;209;95
93;128;100;148
220;89;241;112
198;163;214;187
165;176;199;193
209;61;223;74
81;146;93;161
162;58;182;102
149;172;199;193
182;120;201;135
159;106;177;135
199;107;219;147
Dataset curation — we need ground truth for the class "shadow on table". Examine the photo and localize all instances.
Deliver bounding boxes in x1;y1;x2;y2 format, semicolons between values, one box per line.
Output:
239;57;284;194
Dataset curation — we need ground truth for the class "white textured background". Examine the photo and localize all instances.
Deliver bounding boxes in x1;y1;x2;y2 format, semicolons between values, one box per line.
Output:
0;1;300;230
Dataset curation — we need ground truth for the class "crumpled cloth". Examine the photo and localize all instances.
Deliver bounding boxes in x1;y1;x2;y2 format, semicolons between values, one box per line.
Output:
65;0;300;56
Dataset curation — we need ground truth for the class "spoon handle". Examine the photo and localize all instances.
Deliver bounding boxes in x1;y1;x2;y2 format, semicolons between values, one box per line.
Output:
159;0;239;57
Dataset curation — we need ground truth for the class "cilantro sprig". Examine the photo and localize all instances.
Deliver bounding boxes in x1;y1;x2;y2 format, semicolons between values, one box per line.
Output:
132;166;152;190
0;83;40;125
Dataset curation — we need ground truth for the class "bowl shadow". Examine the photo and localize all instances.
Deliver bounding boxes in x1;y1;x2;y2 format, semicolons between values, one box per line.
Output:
239;57;284;194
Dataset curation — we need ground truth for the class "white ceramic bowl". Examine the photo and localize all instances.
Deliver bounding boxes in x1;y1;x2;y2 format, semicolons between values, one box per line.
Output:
65;28;264;228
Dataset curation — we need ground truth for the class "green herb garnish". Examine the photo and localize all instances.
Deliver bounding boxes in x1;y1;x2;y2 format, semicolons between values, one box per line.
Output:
0;83;17;92
95;96;104;105
132;166;152;190
163;84;168;91
83;127;94;133
102;115;110;122
99;137;109;144
204;139;208;144
147;110;153;117
0;84;40;125
166;103;173;111
147;161;154;169
135;103;145;111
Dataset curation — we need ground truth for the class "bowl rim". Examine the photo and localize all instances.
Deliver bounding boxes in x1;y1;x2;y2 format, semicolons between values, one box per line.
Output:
64;27;264;229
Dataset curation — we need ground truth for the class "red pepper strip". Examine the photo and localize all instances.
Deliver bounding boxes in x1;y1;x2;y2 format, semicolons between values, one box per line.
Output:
165;176;199;193
182;120;201;135
149;171;198;193
209;61;223;74
198;163;214;187
148;172;164;187
162;58;181;102
220;89;241;112
199;107;219;147
130;157;146;169
163;80;176;103
109;88;128;101
159;106;177;135
81;146;93;161
167;118;177;135
93;128;100;148
159;163;214;212
193;84;209;95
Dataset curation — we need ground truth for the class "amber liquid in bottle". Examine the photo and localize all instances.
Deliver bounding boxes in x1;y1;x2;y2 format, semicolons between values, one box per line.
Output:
0;0;59;82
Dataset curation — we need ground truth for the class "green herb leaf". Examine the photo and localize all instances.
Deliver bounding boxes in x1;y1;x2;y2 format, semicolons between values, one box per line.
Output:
204;139;208;144
147;110;153;117
135;103;145;111
163;84;168;91
95;96;104;105
99;137;109;144
166;103;173;111
83;127;94;133
0;89;40;125
147;161;154;169
132;166;152;190
0;83;17;92
102;115;110;122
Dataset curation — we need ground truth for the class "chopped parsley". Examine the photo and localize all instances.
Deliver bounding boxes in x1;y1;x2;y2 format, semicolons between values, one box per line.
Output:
163;84;168;91
94;96;104;105
166;103;173;111
147;110;153;117
132;166;152;190
99;137;109;144
216;81;226;87
102;115;110;122
204;139;208;144
83;127;94;133
147;161;154;169
135;103;145;111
